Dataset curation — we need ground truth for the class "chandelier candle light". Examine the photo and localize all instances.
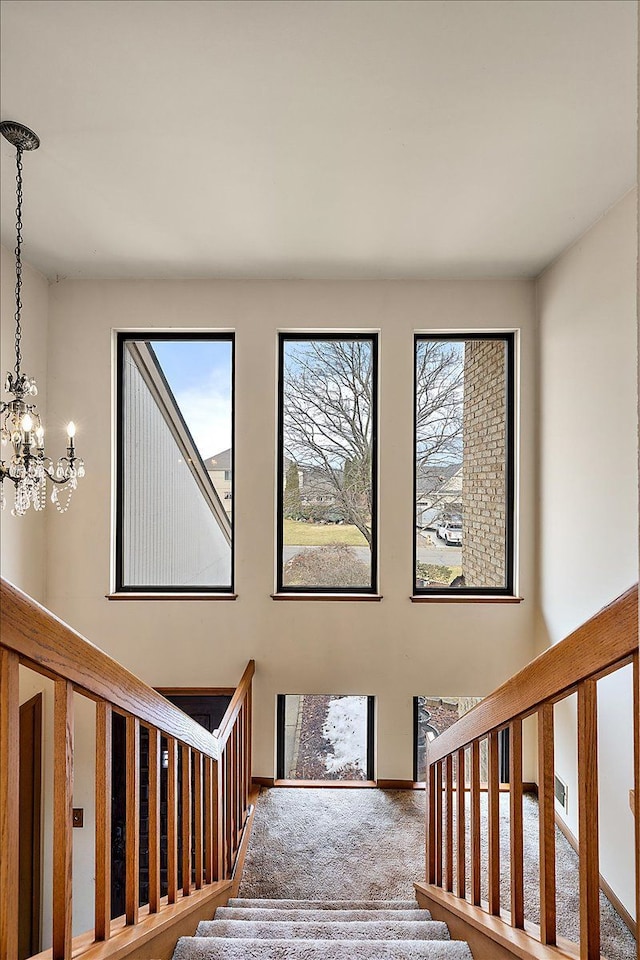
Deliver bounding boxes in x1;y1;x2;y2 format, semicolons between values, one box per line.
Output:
1;120;84;515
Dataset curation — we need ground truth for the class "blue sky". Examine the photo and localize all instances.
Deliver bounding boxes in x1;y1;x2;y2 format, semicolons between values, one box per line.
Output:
151;339;232;460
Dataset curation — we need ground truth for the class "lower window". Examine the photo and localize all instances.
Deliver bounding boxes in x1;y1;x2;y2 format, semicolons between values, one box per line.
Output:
277;694;375;781
413;695;484;782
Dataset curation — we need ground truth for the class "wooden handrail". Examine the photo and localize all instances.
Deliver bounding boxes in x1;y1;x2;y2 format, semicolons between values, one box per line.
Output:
428;584;637;765
422;584;639;960
0;577;221;758
0;576;255;960
214;659;255;747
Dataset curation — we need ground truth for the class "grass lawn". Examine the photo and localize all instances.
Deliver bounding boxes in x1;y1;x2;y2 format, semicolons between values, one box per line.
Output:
284;519;368;547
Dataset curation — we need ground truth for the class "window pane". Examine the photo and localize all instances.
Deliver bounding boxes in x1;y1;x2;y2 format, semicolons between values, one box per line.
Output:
415;335;512;592
414;696;484;782
279;695;371;781
119;335;233;590
279;336;377;592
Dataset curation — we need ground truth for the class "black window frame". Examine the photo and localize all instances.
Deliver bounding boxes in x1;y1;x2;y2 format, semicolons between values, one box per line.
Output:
413;332;515;597
276;332;379;595
276;694;376;782
115;330;235;594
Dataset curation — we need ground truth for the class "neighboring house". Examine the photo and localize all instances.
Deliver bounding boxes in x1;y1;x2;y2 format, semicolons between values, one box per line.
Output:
283;457;344;518
205;448;233;517
416;464;462;528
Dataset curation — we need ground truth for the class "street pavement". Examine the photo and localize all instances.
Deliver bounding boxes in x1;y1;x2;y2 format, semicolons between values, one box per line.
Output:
283;537;461;567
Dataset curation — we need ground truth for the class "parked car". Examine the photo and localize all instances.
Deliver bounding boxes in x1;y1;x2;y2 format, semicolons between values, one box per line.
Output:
436;519;462;545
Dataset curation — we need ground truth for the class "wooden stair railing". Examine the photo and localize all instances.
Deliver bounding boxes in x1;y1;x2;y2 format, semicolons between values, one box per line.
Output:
0;577;255;960
418;585;639;960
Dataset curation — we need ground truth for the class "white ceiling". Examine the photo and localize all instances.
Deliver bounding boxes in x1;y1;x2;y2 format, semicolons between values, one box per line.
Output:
0;0;637;280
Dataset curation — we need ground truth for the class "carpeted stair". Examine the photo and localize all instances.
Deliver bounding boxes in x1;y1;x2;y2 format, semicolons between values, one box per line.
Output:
172;898;473;959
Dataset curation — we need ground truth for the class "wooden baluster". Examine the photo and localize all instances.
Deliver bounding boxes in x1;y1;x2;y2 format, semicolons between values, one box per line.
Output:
509;718;524;929
238;710;245;828
181;744;192;896
426;760;436;884
204;756;214;884
233;724;240;844
456;747;466;899
167;738;178;903
470;739;481;906
488;730;500;916
95;702;112;939
538;702;556;945
234;710;241;833
243;700;250;814
225;743;233;871
194;751;203;889
213;756;225;880
577;680;600;960
0;648;20;960
445;753;454;892
634;655;640;960
148;726;161;913
125;715;140;926
53;679;74;960
435;760;443;887
246;684;253;806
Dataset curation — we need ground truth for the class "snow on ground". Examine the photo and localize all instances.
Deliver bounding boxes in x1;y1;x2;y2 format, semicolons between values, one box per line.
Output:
322;696;367;775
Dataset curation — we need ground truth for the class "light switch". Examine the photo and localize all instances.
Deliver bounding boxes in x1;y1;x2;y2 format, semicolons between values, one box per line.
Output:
72;808;84;828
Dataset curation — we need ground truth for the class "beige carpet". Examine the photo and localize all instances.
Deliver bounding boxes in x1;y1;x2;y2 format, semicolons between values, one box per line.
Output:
239;787;636;960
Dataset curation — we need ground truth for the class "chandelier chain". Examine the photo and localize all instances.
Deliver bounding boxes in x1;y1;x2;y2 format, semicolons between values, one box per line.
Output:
14;146;24;378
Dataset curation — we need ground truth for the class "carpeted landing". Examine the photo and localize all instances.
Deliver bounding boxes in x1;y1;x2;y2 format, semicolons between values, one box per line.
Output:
172;787;636;960
239;787;636;960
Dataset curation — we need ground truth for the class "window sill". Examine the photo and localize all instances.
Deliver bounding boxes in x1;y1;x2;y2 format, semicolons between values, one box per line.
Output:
273;778;378;788
106;593;238;601
271;593;383;602
410;595;523;604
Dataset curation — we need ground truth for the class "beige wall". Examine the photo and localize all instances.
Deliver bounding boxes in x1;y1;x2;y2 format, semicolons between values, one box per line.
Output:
536;188;638;918
43;278;538;781
0;244;49;601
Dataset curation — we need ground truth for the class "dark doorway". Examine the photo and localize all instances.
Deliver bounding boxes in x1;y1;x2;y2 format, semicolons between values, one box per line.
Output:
19;693;42;960
156;689;233;734
110;689;232;918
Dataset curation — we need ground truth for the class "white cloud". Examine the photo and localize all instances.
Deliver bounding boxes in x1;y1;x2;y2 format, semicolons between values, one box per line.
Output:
173;377;231;460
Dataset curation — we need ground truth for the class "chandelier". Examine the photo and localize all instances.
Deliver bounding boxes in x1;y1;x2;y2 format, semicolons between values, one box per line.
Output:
1;121;84;516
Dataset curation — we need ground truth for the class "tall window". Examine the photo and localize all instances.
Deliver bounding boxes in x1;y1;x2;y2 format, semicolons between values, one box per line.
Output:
116;333;234;592
414;334;514;595
277;334;378;593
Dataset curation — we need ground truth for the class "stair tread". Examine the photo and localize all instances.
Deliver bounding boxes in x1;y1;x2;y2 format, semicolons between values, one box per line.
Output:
196;920;451;940
173;936;474;959
228;899;420;910
215;908;432;922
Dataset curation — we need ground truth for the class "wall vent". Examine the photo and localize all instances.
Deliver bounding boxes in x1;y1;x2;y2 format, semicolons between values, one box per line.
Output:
554;773;568;813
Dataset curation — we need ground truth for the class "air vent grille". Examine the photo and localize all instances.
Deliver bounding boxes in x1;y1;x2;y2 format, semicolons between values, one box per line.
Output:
554;773;568;812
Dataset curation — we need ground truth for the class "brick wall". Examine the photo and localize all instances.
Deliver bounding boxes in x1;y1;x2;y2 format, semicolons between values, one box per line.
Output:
461;340;507;588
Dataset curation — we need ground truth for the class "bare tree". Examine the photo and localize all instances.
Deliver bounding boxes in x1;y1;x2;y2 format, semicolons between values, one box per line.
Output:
283;340;374;545
415;339;464;469
283;339;463;546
